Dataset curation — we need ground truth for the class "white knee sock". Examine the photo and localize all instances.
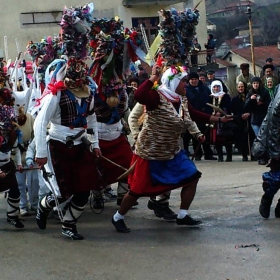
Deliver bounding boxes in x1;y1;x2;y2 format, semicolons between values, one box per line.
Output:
113;211;124;222
177;209;188;219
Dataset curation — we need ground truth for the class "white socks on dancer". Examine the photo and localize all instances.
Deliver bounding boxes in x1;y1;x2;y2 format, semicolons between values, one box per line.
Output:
177;209;188;219
113;211;124;222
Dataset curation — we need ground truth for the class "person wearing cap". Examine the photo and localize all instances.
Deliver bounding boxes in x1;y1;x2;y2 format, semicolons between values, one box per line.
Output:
185;72;216;161
236;63;254;90
261;64;279;86
260;58;280;80
244;76;271;165
112;65;233;233
206;69;228;94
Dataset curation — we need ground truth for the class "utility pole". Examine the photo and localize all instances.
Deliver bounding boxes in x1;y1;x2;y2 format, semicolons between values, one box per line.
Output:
246;6;256;75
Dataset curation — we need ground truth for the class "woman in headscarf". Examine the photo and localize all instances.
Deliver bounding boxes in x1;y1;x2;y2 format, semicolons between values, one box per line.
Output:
112;65;233;233
264;77;276;101
210;80;233;162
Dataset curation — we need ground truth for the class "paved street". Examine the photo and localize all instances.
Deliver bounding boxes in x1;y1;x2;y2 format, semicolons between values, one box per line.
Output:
0;156;279;280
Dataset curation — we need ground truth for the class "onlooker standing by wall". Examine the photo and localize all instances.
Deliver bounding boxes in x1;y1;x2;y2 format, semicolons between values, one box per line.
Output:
185;72;216;161
244;77;271;165
190;38;201;67
204;34;216;64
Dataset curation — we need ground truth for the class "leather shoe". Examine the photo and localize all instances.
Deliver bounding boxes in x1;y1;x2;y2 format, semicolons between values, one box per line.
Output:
112;217;130;233
204;156;217;160
176;215;202;226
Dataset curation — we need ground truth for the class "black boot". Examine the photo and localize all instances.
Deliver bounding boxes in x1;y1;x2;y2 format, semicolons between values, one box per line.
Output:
275;199;280;218
259;195;272;218
216;145;223;162
147;200;177;221
241;149;248;161
225;144;232;162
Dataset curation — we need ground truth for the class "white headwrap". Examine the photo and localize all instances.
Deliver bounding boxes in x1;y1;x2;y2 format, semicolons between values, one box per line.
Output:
210;80;224;98
158;67;188;102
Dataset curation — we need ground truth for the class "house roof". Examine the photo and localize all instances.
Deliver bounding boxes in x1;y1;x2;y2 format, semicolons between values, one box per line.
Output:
226;1;255;8
207;17;225;26
225;37;247;49
216;58;236;67
207;1;255;16
224;45;280;67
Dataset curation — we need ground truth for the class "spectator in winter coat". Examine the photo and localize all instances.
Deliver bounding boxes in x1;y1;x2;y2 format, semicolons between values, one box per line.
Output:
244;76;271;165
204;34;216;64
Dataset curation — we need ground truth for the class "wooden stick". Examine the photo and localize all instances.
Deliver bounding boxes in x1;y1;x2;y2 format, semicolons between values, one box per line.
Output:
100;155;127;171
246;120;252;161
4;36;9;62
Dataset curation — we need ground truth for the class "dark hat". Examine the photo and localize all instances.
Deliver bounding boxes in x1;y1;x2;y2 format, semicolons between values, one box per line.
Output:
207;69;215;74
240;63;249;70
263;64;275;71
251;76;261;84
188;72;199;79
198;72;207;78
266;57;273;62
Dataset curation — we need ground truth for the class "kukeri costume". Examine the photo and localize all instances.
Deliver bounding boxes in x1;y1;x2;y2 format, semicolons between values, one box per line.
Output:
128;102;177;221
12;89;39;215
128;68;203;196
112;66;216;233
88;17;144;206
254;85;280;218
33;3;102;240
0;88;24;228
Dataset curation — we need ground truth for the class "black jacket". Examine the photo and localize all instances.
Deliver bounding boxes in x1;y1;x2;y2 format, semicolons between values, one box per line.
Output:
244;87;271;126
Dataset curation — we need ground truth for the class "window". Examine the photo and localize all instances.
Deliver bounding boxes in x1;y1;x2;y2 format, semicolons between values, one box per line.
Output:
20;11;63;25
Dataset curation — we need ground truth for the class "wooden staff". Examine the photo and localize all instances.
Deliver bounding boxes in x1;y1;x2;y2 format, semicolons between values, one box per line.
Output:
246;119;252;161
100;155;137;180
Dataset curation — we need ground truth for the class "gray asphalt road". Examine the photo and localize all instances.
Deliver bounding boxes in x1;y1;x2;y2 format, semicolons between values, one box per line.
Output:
0;156;278;280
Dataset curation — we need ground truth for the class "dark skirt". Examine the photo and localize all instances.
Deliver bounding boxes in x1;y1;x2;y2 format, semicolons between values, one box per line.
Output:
0;160;18;193
99;135;133;185
49;140;102;198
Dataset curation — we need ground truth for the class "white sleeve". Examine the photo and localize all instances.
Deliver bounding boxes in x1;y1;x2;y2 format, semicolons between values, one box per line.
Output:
34;93;60;158
14;147;22;166
26;138;36;160
86;113;99;149
128;102;144;139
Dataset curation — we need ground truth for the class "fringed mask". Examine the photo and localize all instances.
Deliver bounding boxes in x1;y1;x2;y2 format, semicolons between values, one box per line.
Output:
103;79;125;108
64;57;89;97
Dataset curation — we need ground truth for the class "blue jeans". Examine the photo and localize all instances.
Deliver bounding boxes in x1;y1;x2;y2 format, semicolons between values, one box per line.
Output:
16;168;40;209
251;124;260;137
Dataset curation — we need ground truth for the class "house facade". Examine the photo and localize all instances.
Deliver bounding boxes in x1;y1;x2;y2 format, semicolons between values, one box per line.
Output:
0;0;207;61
